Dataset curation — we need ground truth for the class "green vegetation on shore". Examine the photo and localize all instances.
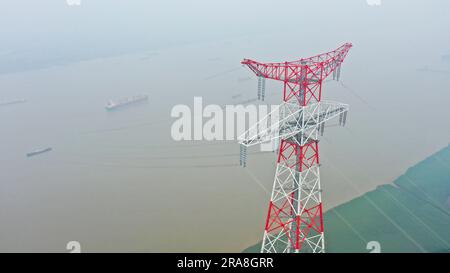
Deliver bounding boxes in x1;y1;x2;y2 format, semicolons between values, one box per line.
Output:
244;144;450;253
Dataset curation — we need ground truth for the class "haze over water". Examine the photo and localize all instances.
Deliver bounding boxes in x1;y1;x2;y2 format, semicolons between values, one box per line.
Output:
0;0;449;252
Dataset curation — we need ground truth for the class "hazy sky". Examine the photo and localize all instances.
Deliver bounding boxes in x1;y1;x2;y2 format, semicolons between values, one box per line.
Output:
1;0;447;73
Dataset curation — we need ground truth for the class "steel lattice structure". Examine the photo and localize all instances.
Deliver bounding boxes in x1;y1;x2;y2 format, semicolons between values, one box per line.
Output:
238;43;352;253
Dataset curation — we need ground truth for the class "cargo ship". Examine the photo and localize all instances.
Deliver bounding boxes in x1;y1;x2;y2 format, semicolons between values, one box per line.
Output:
27;147;52;157
0;99;27;107
105;94;148;110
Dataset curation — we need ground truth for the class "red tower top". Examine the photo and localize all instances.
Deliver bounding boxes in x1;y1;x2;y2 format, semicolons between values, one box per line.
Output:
241;43;352;105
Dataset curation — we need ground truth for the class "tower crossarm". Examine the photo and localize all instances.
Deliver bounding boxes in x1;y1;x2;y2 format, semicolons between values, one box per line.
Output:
241;43;352;84
290;43;352;81
238;101;349;147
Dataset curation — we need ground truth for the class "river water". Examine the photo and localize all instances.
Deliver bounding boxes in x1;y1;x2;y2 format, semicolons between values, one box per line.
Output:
0;0;449;252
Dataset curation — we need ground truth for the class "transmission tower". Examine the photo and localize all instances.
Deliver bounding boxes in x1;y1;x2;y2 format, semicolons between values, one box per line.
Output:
238;43;353;253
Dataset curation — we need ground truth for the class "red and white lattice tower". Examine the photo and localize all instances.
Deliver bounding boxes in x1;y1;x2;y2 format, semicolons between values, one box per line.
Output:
238;43;352;253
